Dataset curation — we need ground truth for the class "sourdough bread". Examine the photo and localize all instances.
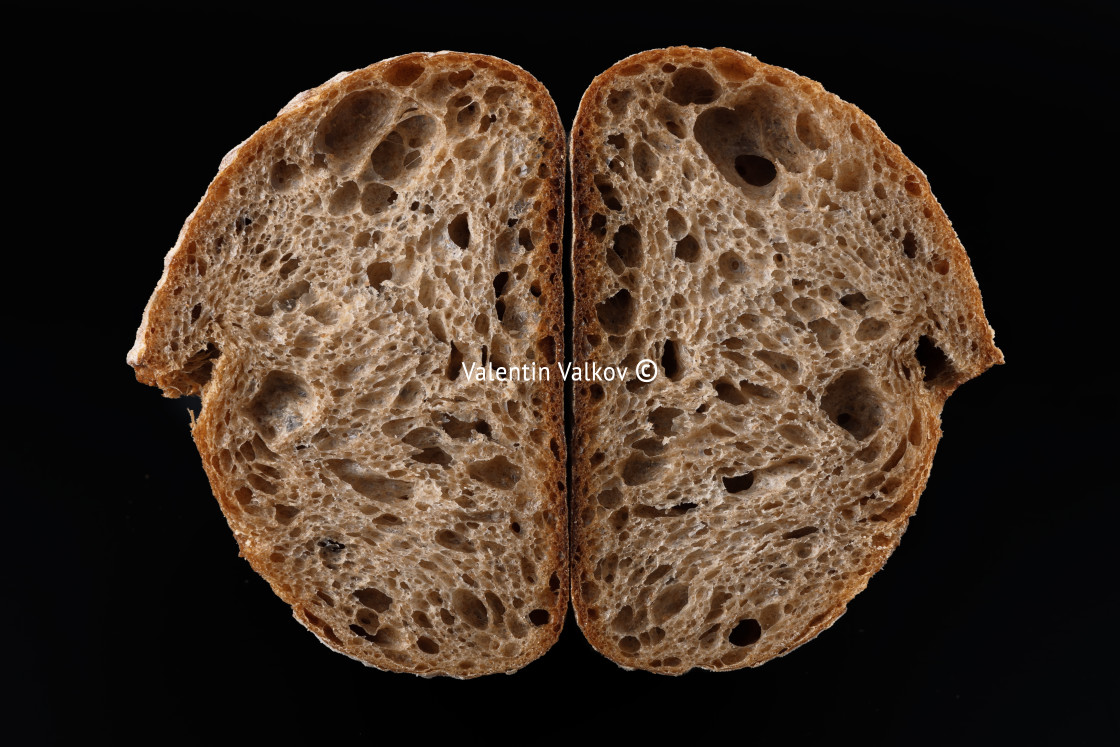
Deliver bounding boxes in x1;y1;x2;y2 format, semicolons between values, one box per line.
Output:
570;47;1002;672
128;52;567;677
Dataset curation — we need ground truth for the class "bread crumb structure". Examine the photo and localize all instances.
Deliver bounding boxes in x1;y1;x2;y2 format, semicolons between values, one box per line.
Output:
570;47;1002;673
128;53;567;677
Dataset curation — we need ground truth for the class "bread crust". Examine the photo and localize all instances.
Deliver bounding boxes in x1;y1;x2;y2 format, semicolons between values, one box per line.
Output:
130;52;567;677
570;47;1001;673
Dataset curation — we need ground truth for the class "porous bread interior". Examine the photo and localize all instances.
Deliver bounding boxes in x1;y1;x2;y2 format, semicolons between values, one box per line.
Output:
571;47;1001;673
129;53;567;677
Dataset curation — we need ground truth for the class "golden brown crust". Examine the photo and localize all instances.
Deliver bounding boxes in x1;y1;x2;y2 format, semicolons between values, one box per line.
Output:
130;52;567;677
570;47;1001;673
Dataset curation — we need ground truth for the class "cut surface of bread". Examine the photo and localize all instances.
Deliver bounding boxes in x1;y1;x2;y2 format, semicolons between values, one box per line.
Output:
128;52;567;677
570;47;1002;673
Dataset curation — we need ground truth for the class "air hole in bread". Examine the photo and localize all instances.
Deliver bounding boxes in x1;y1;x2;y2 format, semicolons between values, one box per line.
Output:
274;504;300;525
174;342;220;391
482;86;506;105
361;183;397;215
596;489;622;509
612;605;639;633
754;350;799;381
440;414;488;440
711;49;755;81
398;114;436;148
856;318;889;341
609;223;645;269
529;609;550;626
619;636;641;654
349;623;378;643
315;89;391;162
454;101;480;132
606;88;634;116
661;339;682;380
468;456;521;489
596;289;635;334
881;438;908;474
518;227;534;252
665;67;721;106
665;208;687;240
908;411;924;446
714;378;747;405
269;160;302;191
589;213;607;238
747;380;780;401
632;438;665;456
791;297;819;320
383;59;425;86
595;176;623;210
327;181;359;214
795;111;830;150
366;261;392;292
651;583;690;623
247;474;276;495
723;472;755;493
718;251;750;282
454;137;485;160
445;341;464;380
675;234;700;262
327;459;412;502
246;371;313;440
537;335;556;365
902;231;919;258
735;155;777;186
368;132;408;179
412;446;452;467
648;406;682;436
695;88;813;195
493;271;509;299
836;159;868;192
728;618;762;646
839;292;870;313
915;335;955;387
778;424;813;446
448;212;471;248
655;102;686;138
448;69;474;88
821;369;886;440
435;529;474;552
622;455;664;486
788;227;820;246
277;256;300;280
354;587;392;612
452;590;488;629
632;142;659;181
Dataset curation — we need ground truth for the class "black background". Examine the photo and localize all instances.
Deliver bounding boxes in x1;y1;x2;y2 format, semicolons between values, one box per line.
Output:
18;3;1115;743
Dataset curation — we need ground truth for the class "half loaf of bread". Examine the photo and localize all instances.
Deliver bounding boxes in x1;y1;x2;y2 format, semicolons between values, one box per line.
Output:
570;47;1002;673
128;52;567;677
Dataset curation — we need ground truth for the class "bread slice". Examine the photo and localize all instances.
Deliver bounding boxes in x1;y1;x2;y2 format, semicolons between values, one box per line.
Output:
128;52;567;677
570;47;1002;673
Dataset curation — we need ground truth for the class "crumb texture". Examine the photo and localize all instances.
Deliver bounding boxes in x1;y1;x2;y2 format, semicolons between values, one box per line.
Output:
570;47;1001;673
129;52;567;677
